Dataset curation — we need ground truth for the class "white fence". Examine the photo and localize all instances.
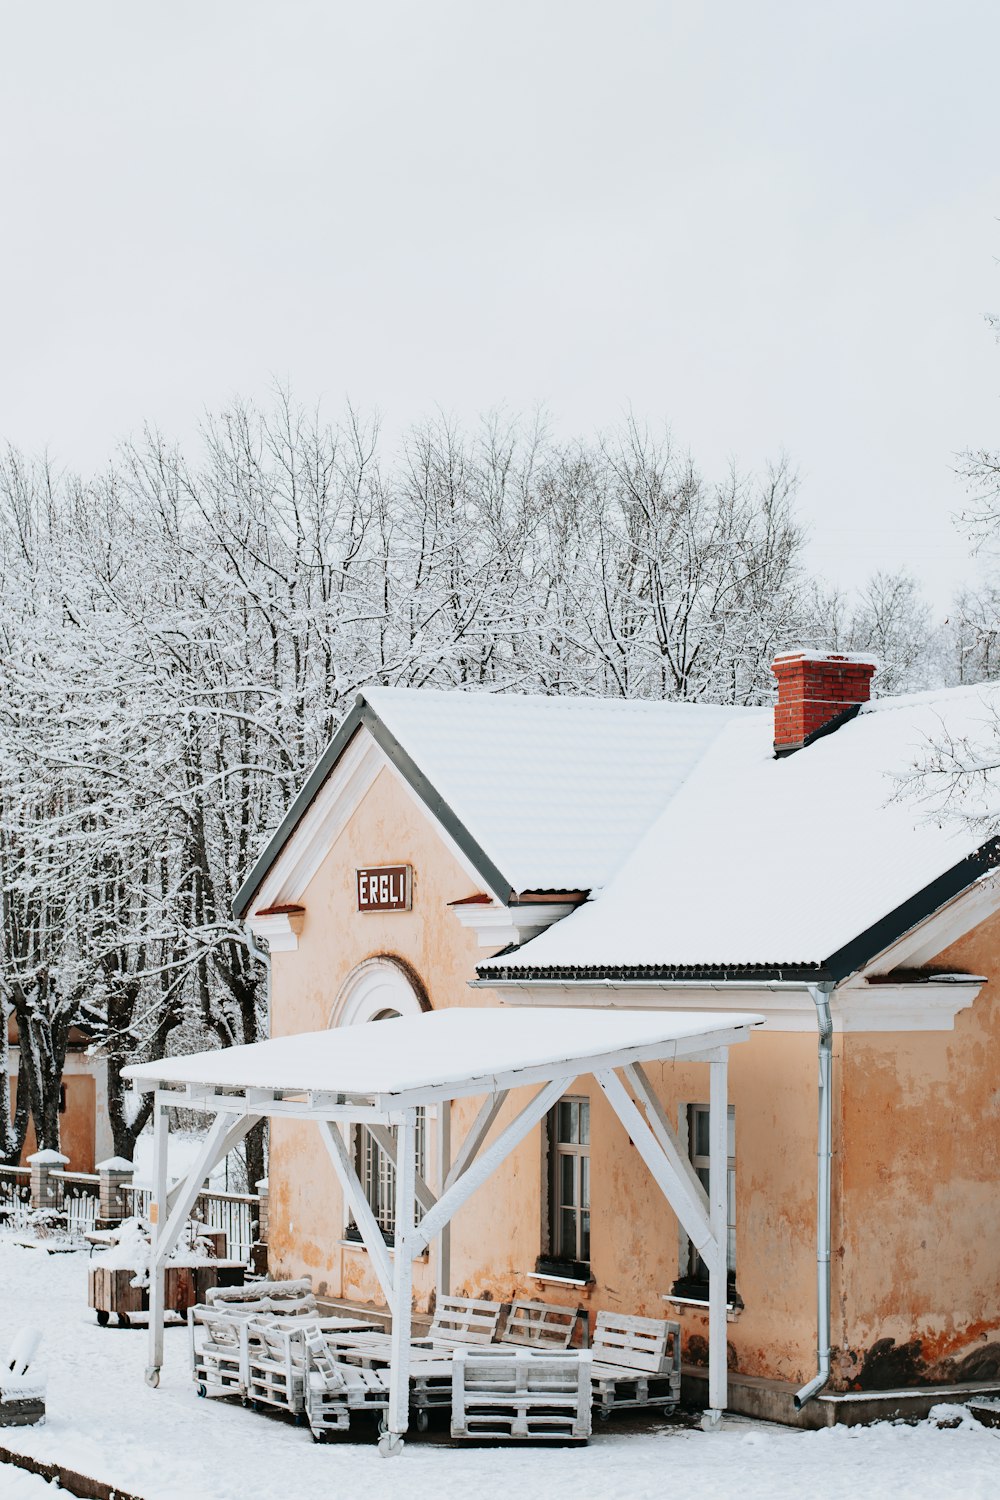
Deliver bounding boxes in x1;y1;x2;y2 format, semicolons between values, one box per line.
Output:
121;1184;258;1266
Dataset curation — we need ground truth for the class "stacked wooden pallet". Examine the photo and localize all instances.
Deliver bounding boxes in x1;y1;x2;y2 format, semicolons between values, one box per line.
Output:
589;1311;681;1418
451;1348;593;1442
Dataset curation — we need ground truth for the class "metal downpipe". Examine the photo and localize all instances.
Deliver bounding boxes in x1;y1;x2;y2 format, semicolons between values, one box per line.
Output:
244;920;272;1029
794;981;835;1410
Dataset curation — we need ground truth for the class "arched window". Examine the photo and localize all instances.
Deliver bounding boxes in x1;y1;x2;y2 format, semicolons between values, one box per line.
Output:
331;959;428;1245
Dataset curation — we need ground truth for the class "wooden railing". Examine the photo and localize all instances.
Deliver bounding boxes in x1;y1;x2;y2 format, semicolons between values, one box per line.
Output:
120;1183;259;1266
195;1190;258;1266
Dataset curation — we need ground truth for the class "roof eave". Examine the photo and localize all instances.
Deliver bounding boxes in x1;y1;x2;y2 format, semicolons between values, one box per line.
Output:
477;838;1000;989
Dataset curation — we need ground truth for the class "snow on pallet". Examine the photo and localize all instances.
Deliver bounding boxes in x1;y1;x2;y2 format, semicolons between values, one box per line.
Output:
590;1312;681;1418
451;1349;592;1443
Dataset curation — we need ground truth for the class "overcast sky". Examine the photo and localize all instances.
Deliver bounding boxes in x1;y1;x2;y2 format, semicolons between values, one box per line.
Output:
1;1;998;609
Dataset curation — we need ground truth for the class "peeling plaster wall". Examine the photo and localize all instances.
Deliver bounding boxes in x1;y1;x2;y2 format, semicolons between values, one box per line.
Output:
837;914;1000;1391
266;764;832;1385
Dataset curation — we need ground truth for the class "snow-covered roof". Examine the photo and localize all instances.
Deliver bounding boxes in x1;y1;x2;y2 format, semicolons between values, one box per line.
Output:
363;688;746;894
481;683;1000;978
234;688;747;913
123;1007;764;1107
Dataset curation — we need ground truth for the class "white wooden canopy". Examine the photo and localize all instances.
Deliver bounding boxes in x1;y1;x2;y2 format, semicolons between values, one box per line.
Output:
124;1006;763;1452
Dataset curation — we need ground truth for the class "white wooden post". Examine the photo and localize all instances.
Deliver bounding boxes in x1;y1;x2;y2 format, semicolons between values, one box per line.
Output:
383;1107;417;1456
706;1053;729;1424
318;1120;395;1303
436;1098;451;1300
146;1099;169;1386
146;1107;252;1387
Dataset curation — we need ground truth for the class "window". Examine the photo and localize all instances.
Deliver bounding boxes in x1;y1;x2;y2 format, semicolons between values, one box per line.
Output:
671;1103;737;1302
355;1106;427;1245
346;1005;426;1245
537;1095;591;1279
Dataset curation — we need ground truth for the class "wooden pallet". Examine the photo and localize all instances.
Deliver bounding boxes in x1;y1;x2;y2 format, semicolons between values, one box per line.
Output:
500;1299;584;1351
451;1349;592;1442
188;1308;250;1398
302;1324;388;1437
428;1294;505;1347
590;1312;681;1417
247;1324;307;1414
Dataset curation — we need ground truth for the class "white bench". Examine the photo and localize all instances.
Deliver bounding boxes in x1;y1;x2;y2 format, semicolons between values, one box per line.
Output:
451;1348;592;1442
188;1307;250;1400
590;1312;681;1418
189;1306;376;1402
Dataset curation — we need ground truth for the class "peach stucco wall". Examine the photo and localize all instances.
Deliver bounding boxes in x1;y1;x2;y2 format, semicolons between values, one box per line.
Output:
835;915;1000;1389
265;761;843;1386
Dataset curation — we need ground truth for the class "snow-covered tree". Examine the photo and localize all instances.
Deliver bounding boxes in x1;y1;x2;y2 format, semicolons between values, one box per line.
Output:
0;393;947;1168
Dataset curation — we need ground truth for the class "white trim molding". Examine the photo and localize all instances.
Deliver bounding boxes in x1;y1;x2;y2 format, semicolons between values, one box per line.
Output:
487;977;986;1032
452;901;577;949
248;907;305;952
253;731;385;914
330;957;427;1030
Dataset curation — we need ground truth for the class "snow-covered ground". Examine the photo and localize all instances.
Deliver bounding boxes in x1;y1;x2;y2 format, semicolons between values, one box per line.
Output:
0;1236;996;1500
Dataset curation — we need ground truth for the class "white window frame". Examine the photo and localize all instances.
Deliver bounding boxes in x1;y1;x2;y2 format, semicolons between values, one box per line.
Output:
542;1094;591;1271
329;958;431;1246
677;1101;736;1284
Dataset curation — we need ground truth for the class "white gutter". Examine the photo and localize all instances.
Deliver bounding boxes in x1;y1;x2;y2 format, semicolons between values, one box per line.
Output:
795;981;835;1410
244;921;272;1030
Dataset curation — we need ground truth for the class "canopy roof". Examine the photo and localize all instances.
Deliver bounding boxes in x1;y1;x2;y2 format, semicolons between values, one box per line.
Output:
123;1007;764;1109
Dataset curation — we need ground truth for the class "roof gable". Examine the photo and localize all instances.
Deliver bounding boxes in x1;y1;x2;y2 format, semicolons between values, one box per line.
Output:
234;688;747;918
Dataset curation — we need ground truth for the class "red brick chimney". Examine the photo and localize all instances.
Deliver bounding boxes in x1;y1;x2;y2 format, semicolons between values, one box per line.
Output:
772;651;877;756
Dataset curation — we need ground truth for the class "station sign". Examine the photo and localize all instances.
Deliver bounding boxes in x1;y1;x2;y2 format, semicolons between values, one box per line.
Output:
356;864;412;912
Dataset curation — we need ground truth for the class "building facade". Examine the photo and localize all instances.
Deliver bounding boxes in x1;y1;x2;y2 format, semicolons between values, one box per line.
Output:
236;656;1000;1417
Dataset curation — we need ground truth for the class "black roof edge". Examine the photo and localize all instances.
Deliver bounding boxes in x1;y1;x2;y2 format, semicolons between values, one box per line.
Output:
478;962;830;984
480;837;1000;988
232;694;516;922
773;702;863;758
822;836;1000;982
357;702;514;905
232;701;368;920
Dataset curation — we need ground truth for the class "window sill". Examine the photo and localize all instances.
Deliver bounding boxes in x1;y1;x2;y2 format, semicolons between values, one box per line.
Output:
338;1238;429;1263
662;1293;741;1322
527;1270;593;1289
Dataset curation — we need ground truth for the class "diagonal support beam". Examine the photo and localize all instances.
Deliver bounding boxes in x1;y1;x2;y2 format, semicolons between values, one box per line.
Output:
318;1121;394;1303
444;1090;508;1190
596;1069;716;1258
361;1122;437;1215
411;1078;568;1258
165;1112;262;1215
624;1063;711;1219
